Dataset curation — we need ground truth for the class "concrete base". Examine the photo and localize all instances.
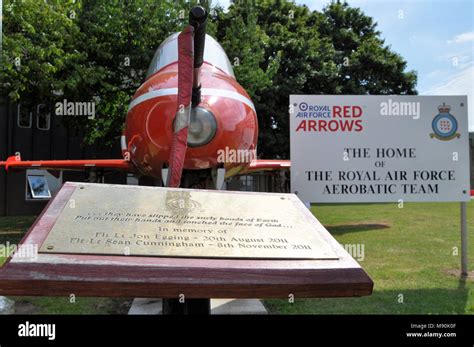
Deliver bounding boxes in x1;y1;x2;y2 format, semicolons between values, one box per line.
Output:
128;298;163;315
0;296;15;314
211;299;267;315
128;298;267;315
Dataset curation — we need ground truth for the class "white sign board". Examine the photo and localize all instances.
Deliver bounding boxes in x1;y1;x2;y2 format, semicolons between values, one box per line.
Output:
290;95;470;203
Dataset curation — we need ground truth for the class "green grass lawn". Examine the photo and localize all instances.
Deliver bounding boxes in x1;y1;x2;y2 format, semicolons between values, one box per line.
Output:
1;202;473;314
265;202;474;314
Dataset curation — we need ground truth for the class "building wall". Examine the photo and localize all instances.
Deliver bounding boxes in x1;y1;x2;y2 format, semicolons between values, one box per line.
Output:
0;101;9;216
0;100;126;216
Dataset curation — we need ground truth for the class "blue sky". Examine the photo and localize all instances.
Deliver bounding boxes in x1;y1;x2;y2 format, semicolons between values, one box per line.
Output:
214;0;474;130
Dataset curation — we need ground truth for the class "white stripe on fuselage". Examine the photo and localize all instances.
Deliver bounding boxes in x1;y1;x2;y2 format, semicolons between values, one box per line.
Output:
202;88;256;112
127;88;255;112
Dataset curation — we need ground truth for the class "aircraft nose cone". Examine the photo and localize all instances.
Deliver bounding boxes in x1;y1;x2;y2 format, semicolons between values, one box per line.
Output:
189;119;203;135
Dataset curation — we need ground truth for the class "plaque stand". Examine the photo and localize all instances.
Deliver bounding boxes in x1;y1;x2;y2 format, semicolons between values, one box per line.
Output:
162;298;210;315
156;172;214;315
0;182;373;315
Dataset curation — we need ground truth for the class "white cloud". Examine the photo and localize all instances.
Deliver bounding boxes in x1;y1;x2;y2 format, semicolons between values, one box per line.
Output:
212;0;231;9
447;31;474;44
422;64;474;131
297;0;327;11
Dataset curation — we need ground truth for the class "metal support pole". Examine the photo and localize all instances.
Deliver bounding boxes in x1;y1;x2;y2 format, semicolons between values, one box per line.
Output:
460;202;468;277
162;298;210;315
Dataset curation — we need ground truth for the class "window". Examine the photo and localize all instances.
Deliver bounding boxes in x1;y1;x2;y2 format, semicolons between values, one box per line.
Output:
127;173;139;185
26;175;51;199
17;103;32;128
239;175;254;191
36;104;51;130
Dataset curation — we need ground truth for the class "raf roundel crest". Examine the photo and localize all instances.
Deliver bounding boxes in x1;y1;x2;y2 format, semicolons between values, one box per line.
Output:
165;191;201;214
430;103;460;141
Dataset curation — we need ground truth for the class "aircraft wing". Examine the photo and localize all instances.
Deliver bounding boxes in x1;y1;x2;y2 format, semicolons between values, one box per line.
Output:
0;156;132;172
238;159;291;174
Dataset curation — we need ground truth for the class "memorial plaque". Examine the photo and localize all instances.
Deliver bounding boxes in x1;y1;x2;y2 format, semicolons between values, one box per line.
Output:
1;182;372;299
39;184;338;260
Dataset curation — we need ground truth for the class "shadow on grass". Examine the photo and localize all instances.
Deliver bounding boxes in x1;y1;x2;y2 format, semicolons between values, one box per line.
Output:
264;287;470;315
0;216;36;246
326;223;390;235
10;297;133;315
0;233;26;246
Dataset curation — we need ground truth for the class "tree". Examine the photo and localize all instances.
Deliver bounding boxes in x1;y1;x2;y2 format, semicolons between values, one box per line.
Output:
70;0;209;145
0;0;92;104
318;1;417;95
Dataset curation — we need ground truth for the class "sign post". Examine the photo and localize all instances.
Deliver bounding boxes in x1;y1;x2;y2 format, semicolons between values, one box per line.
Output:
461;202;468;277
290;95;470;275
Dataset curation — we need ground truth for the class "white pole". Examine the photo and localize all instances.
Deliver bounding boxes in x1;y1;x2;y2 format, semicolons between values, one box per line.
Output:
461;202;468;276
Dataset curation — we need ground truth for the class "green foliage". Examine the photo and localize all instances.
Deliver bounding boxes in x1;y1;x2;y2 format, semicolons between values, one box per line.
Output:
1;0;87;103
212;5;279;102
1;0;417;156
63;0;205;145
